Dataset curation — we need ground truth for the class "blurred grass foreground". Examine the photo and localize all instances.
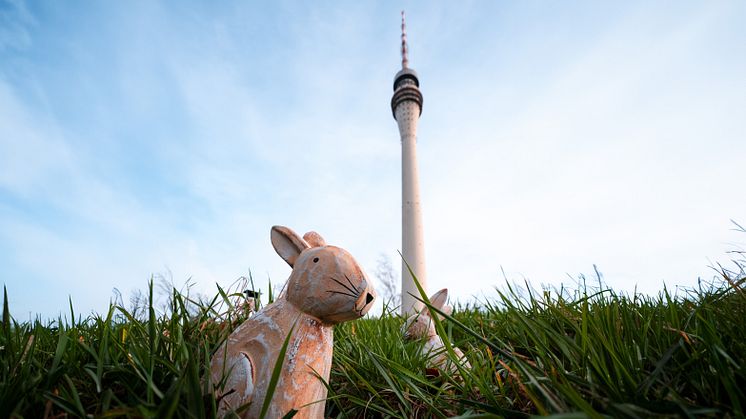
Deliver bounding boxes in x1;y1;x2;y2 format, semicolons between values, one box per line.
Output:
1;250;745;418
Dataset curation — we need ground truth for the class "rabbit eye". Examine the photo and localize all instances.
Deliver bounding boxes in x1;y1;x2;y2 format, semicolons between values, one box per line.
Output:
313;257;319;263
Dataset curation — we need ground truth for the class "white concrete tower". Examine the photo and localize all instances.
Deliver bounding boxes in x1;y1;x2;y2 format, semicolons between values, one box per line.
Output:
391;11;427;316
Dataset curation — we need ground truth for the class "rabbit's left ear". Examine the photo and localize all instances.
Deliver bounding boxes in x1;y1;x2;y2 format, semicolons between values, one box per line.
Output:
271;226;310;267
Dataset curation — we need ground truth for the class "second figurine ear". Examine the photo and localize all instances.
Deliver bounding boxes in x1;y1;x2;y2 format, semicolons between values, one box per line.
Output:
427;288;452;319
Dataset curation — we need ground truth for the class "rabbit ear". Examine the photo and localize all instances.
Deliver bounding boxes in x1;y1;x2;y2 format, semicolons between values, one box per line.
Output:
429;288;449;311
302;231;327;248
271;226;309;267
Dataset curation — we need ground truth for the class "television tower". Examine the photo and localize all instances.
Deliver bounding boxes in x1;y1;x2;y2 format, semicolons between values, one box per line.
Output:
391;11;427;316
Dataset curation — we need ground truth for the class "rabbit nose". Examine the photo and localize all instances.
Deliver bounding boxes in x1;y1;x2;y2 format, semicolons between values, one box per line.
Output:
355;286;376;314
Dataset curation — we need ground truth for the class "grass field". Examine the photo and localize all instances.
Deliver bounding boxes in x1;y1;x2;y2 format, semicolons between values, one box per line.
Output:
1;260;745;418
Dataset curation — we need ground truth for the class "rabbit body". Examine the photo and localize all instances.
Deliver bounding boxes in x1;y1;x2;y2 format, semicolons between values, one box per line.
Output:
210;226;376;418
421;335;469;374
403;289;471;375
211;300;333;418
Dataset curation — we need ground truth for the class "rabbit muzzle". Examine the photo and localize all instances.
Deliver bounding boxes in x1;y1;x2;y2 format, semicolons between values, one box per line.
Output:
319;281;376;324
354;282;377;316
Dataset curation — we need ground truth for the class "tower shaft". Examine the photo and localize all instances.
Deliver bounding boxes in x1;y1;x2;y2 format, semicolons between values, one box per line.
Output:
396;101;427;315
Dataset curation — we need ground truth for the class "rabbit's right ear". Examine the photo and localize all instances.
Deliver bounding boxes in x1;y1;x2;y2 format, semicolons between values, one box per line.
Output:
303;231;327;248
271;226;310;267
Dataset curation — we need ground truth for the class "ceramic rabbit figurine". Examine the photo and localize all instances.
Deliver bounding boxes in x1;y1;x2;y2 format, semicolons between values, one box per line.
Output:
402;288;470;374
210;226;376;418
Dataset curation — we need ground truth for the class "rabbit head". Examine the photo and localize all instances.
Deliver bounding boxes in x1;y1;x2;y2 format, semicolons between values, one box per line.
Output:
402;288;453;340
271;226;377;324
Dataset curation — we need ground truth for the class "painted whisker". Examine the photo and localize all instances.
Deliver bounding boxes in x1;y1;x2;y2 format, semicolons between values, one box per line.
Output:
327;289;357;299
330;276;358;295
344;274;360;294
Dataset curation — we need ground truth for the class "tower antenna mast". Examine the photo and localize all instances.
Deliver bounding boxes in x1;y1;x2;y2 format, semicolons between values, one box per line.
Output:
401;11;409;69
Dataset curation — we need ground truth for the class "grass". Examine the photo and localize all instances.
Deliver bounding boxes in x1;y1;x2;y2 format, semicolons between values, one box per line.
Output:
1;261;745;418
328;275;745;418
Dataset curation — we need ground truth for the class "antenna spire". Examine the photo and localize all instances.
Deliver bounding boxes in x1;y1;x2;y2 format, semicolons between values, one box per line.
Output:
401;10;409;69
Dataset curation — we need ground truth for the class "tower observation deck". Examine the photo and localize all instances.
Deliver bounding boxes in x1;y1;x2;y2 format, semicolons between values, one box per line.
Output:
391;11;427;316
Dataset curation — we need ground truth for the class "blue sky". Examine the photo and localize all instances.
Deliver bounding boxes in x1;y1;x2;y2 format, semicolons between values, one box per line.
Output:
1;1;745;320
